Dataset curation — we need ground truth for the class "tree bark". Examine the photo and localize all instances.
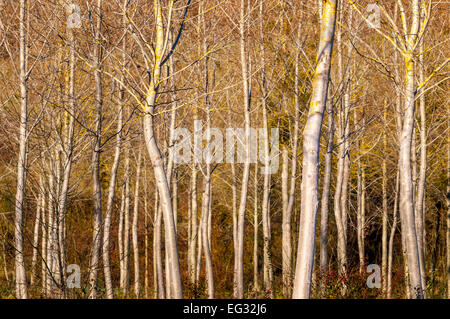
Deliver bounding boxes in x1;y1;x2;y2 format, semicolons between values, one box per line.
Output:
259;0;273;297
447;82;450;299
14;0;29;299
103;0;126;298
234;0;252;298
30;190;42;286
388;171;400;298
253;163;259;292
142;0;183;298
320;90;334;279
120;148;131;295
292;0;337;299
132;150;142;297
382;106;388;292
88;0;104;299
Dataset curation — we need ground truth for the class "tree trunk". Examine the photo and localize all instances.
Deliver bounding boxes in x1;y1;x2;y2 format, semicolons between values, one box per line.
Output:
88;0;103;299
356;108;365;275
281;149;290;297
253;163;259;292
259;0;273;297
201;168;214;298
41;178;47;291
399;51;423;298
388;171;400;298
30;191;42;286
153;191;165;298
320;90;334;278
292;0;337;299
142;0;183;298
121;149;131;295
132;150;142;297
189;163;198;285
382;106;388;292
144;178;149;298
415;30;427;295
234;0;252;298
14;0;29;299
447;84;450;299
46;168;56;296
397;0;424;299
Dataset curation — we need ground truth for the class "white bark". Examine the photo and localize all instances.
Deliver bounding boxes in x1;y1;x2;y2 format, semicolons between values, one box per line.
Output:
41;180;47;291
259;0;273;297
142;0;183;298
320;91;334;277
253;163;259;292
30;190;42;286
189;163;198;285
399;56;424;299
292;0;337;299
447;82;450;298
283;26;301;298
201;169;214;298
132;150;142;297
396;0;424;299
14;0;29;299
120;149;131;295
153;192;165;298
88;0;104;299
382;107;388;292
333;3;350;276
356;109;365;275
103;0;126;298
388;171;400;298
234;0;252;298
281;149;290;296
46;168;57;295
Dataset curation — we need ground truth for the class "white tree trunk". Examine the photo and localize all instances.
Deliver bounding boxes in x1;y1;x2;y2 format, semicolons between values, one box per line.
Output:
14;0;29;299
382;107;388;292
142;0;183;298
201;170;214;298
153;192;165;298
30;191;42;286
281;149;290;297
40;182;47;290
253;163;259;292
447;84;450;298
259;0;273;297
320;90;334;279
132;150;142;297
415;31;427;295
103;0;126;298
397;0;424;299
356;109;365;275
399;50;424;298
388;171;400;298
292;0;337;299
189;163;198;285
234;0;252;299
88;0;104;299
120;149;131;295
